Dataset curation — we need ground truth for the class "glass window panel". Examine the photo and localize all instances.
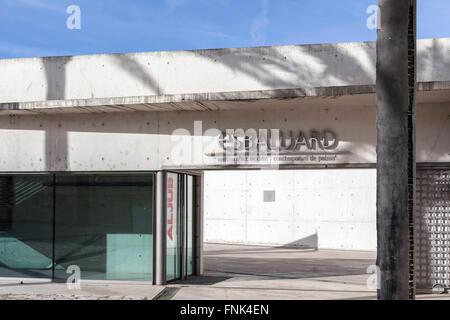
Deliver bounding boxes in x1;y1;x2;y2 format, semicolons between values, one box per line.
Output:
186;175;195;276
54;174;154;281
166;173;181;281
0;175;53;278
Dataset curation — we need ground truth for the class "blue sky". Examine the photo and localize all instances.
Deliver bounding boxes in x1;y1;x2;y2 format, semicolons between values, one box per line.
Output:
0;0;449;59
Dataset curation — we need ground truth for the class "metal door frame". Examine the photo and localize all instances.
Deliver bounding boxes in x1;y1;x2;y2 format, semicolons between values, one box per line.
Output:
157;170;201;284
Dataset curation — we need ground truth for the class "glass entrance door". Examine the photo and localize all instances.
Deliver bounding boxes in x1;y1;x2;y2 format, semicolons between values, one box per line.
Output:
166;172;196;282
184;175;195;277
166;172;180;281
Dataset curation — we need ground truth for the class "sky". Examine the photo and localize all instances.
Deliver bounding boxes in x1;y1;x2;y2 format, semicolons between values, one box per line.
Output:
0;0;449;59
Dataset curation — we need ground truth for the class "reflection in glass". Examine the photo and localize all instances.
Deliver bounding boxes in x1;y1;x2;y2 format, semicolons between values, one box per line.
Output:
54;174;154;281
186;175;195;276
0;175;53;278
166;173;181;281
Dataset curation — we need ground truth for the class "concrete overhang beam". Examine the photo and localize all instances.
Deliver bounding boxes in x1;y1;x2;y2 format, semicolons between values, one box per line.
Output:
0;81;449;115
1;38;449;114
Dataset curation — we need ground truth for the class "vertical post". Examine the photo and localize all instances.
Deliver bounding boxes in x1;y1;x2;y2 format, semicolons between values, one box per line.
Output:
195;173;204;276
154;171;167;285
376;0;416;300
407;2;417;300
180;174;186;280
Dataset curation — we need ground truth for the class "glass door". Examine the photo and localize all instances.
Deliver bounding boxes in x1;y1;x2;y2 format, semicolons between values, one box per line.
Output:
166;172;181;281
184;175;195;277
166;172;196;282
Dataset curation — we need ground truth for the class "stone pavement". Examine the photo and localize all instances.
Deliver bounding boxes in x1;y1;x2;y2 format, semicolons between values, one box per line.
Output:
0;278;164;300
0;243;448;300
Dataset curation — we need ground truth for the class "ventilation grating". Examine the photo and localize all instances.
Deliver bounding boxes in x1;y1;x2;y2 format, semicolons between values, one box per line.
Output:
415;169;450;291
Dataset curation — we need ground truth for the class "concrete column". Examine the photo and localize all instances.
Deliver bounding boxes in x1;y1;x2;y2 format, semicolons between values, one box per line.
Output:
154;171;167;285
376;0;416;300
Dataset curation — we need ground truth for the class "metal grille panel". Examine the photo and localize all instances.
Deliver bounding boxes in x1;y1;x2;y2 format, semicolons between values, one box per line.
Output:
415;169;450;290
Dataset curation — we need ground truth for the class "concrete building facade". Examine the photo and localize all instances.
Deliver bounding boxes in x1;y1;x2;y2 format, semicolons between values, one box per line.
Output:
0;38;449;288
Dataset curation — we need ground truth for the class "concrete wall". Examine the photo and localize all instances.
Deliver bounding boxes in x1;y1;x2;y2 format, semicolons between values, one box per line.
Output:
204;169;376;251
0;98;448;172
0;38;449;253
1;38;449;106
